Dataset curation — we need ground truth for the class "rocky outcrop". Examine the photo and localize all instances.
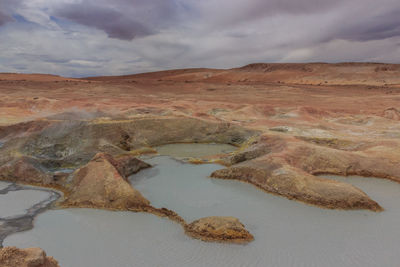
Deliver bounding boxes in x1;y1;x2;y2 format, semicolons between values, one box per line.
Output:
108;154;151;177
0;156;53;185
62;153;150;210
211;157;382;211
184;216;254;243
286;143;400;183
0;247;59;267
227;135;285;165
0;155;71;189
210;133;400;211
14;117;258;167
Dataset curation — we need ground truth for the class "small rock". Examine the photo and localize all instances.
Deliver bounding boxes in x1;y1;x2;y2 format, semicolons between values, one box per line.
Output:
185;216;254;243
0;247;60;267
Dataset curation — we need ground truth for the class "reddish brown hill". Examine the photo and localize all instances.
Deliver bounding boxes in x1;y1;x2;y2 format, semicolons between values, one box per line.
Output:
83;62;400;86
0;73;81;82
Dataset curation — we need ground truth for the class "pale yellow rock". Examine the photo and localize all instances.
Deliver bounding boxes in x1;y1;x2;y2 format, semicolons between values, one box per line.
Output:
185;216;254;243
0;247;59;267
62;153;150;210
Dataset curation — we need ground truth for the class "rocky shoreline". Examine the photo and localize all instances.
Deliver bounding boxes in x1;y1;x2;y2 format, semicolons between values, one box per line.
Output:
2;116;397;212
2;115;400;246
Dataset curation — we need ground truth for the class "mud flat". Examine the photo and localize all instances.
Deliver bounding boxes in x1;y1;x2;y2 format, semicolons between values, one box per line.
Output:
4;155;400;267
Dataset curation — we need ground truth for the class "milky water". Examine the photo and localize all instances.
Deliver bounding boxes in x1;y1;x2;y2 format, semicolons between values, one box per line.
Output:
4;146;400;267
0;181;9;191
0;190;51;218
0;182;60;247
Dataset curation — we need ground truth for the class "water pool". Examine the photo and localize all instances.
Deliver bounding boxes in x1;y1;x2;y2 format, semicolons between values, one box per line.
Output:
4;156;400;267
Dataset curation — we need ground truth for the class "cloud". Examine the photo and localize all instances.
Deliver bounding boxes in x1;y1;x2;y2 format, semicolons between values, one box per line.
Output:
0;0;23;26
0;0;399;77
192;0;346;27
0;11;12;26
333;8;400;41
54;3;152;40
52;0;183;40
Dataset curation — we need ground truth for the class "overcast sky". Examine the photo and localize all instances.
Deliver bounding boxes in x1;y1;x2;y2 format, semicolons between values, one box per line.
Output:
0;0;399;77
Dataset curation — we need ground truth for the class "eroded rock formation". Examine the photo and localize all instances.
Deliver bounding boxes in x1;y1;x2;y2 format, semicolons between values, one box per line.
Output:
0;247;59;267
0;156;53;185
184;216;254;243
62;153;150;210
211;157;382;211
212;134;388;211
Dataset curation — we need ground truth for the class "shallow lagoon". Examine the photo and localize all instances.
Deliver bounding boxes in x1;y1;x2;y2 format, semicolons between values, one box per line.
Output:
4;145;400;267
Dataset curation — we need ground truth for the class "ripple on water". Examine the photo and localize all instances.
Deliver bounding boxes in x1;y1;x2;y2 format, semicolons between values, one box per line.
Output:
5;157;400;267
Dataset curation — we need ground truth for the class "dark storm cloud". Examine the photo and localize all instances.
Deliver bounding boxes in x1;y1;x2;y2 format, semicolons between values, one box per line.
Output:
0;11;12;26
52;0;181;40
54;4;152;40
334;8;400;41
0;0;23;26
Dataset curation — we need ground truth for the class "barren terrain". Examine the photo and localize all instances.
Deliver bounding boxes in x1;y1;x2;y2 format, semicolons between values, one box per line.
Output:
1;63;400;251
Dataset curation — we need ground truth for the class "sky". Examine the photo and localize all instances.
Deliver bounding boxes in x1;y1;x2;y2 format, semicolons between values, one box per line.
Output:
0;0;400;77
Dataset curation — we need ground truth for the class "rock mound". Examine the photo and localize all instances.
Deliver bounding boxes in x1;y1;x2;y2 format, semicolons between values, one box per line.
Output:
211;157;383;212
109;154;151;177
0;156;52;185
62;153;150;210
0;247;59;267
184;216;254;243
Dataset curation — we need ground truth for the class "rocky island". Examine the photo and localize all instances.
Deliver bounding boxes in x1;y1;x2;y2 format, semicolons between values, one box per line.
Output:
185;217;254;243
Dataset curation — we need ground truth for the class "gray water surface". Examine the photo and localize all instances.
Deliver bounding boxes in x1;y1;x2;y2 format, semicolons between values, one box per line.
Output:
5;157;400;267
0;183;60;246
0;190;51;218
0;181;10;191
